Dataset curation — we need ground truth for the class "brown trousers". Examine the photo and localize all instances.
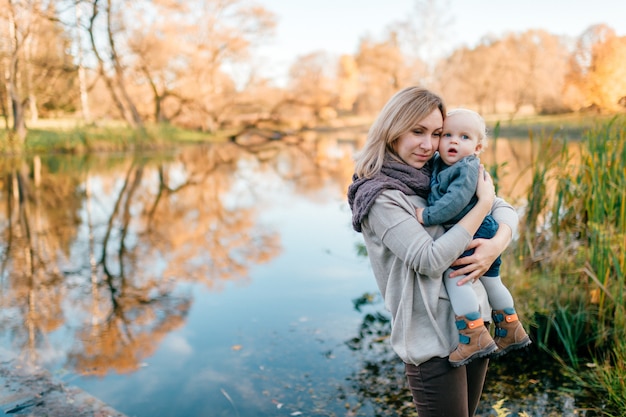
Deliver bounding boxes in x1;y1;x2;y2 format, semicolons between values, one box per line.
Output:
405;356;489;417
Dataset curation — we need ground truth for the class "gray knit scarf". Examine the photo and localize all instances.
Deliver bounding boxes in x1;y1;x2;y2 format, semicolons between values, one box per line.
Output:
347;159;432;232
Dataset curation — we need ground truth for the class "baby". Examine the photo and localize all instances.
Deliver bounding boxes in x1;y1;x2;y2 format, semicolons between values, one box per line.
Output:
417;108;531;367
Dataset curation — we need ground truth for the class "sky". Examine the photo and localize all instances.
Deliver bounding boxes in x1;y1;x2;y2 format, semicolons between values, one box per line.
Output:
254;0;626;83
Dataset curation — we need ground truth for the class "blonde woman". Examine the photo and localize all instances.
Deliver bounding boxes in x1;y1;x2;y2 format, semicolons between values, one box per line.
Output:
347;87;518;416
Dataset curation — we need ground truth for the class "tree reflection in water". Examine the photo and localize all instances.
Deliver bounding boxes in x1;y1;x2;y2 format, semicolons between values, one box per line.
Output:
0;132;358;381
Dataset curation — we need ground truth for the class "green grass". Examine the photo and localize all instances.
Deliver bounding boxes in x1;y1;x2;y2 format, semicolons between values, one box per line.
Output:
486;113;618;140
0;121;230;155
513;115;626;415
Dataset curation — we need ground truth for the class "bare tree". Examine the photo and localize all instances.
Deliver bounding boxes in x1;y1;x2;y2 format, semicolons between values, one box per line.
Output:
74;0;91;122
119;0;276;130
396;0;453;87
86;0;143;128
2;0;31;142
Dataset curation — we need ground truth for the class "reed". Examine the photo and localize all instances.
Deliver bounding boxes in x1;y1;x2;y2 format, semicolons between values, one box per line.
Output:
584;341;626;417
579;119;626;325
517;116;626;414
515;128;577;275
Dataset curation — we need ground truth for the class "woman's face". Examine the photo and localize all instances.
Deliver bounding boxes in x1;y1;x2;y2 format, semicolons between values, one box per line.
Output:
394;109;443;169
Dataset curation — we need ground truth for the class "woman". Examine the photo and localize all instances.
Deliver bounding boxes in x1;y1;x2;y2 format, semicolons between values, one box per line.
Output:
347;86;518;416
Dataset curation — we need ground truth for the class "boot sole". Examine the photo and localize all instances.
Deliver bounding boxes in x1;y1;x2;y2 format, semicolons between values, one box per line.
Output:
491;337;532;358
449;342;498;367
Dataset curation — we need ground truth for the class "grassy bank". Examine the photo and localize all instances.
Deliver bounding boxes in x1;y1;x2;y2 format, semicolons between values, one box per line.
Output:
0;120;231;155
486;112;618;140
511;115;626;415
3;112;618;155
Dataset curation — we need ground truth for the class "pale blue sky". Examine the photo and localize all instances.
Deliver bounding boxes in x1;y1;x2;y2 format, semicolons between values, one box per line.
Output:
254;0;625;82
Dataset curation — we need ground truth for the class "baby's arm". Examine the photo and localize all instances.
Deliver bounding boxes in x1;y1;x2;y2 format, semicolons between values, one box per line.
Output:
422;160;479;226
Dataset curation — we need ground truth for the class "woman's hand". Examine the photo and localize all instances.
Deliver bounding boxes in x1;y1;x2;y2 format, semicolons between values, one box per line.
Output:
450;165;502;285
475;165;495;207
449;224;513;284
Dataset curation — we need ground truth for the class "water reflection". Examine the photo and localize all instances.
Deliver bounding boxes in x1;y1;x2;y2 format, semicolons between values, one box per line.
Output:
0;131;586;416
2;128;355;358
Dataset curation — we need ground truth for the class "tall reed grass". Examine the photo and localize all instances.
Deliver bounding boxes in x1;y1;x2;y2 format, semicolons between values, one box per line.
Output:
517;116;626;415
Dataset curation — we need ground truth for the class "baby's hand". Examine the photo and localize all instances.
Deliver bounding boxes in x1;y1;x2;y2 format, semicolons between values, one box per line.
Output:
416;207;425;224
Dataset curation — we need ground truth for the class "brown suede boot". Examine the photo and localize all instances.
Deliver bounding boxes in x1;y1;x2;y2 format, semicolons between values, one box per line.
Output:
449;315;498;367
491;309;532;357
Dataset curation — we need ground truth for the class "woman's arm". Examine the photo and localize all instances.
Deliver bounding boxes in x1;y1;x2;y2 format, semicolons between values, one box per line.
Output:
449;224;512;284
449;195;518;284
364;166;495;278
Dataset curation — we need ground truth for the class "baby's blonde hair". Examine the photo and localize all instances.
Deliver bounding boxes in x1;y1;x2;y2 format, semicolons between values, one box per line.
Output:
446;108;488;152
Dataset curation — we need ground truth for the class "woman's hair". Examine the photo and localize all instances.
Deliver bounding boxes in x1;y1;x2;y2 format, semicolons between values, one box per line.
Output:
353;86;446;178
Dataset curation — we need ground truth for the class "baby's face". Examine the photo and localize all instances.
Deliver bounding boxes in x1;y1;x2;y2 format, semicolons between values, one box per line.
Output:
438;112;483;165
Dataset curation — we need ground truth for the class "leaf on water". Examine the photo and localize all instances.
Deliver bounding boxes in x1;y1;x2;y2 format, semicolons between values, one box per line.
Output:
231;344;243;351
220;388;239;415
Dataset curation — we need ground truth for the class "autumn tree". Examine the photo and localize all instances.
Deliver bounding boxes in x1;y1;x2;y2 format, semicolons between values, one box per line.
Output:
85;0;143;128
495;30;570;116
73;0;91;122
119;0;276;130
437;30;569;116
27;6;77;118
335;54;359;114
354;31;410;115
436;39;505;113
0;1;74;142
1;0;33;141
125;1;188;123
284;51;338;123
566;24;626;112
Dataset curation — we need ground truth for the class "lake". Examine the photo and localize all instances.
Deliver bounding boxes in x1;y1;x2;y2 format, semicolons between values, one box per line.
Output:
0;131;590;416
